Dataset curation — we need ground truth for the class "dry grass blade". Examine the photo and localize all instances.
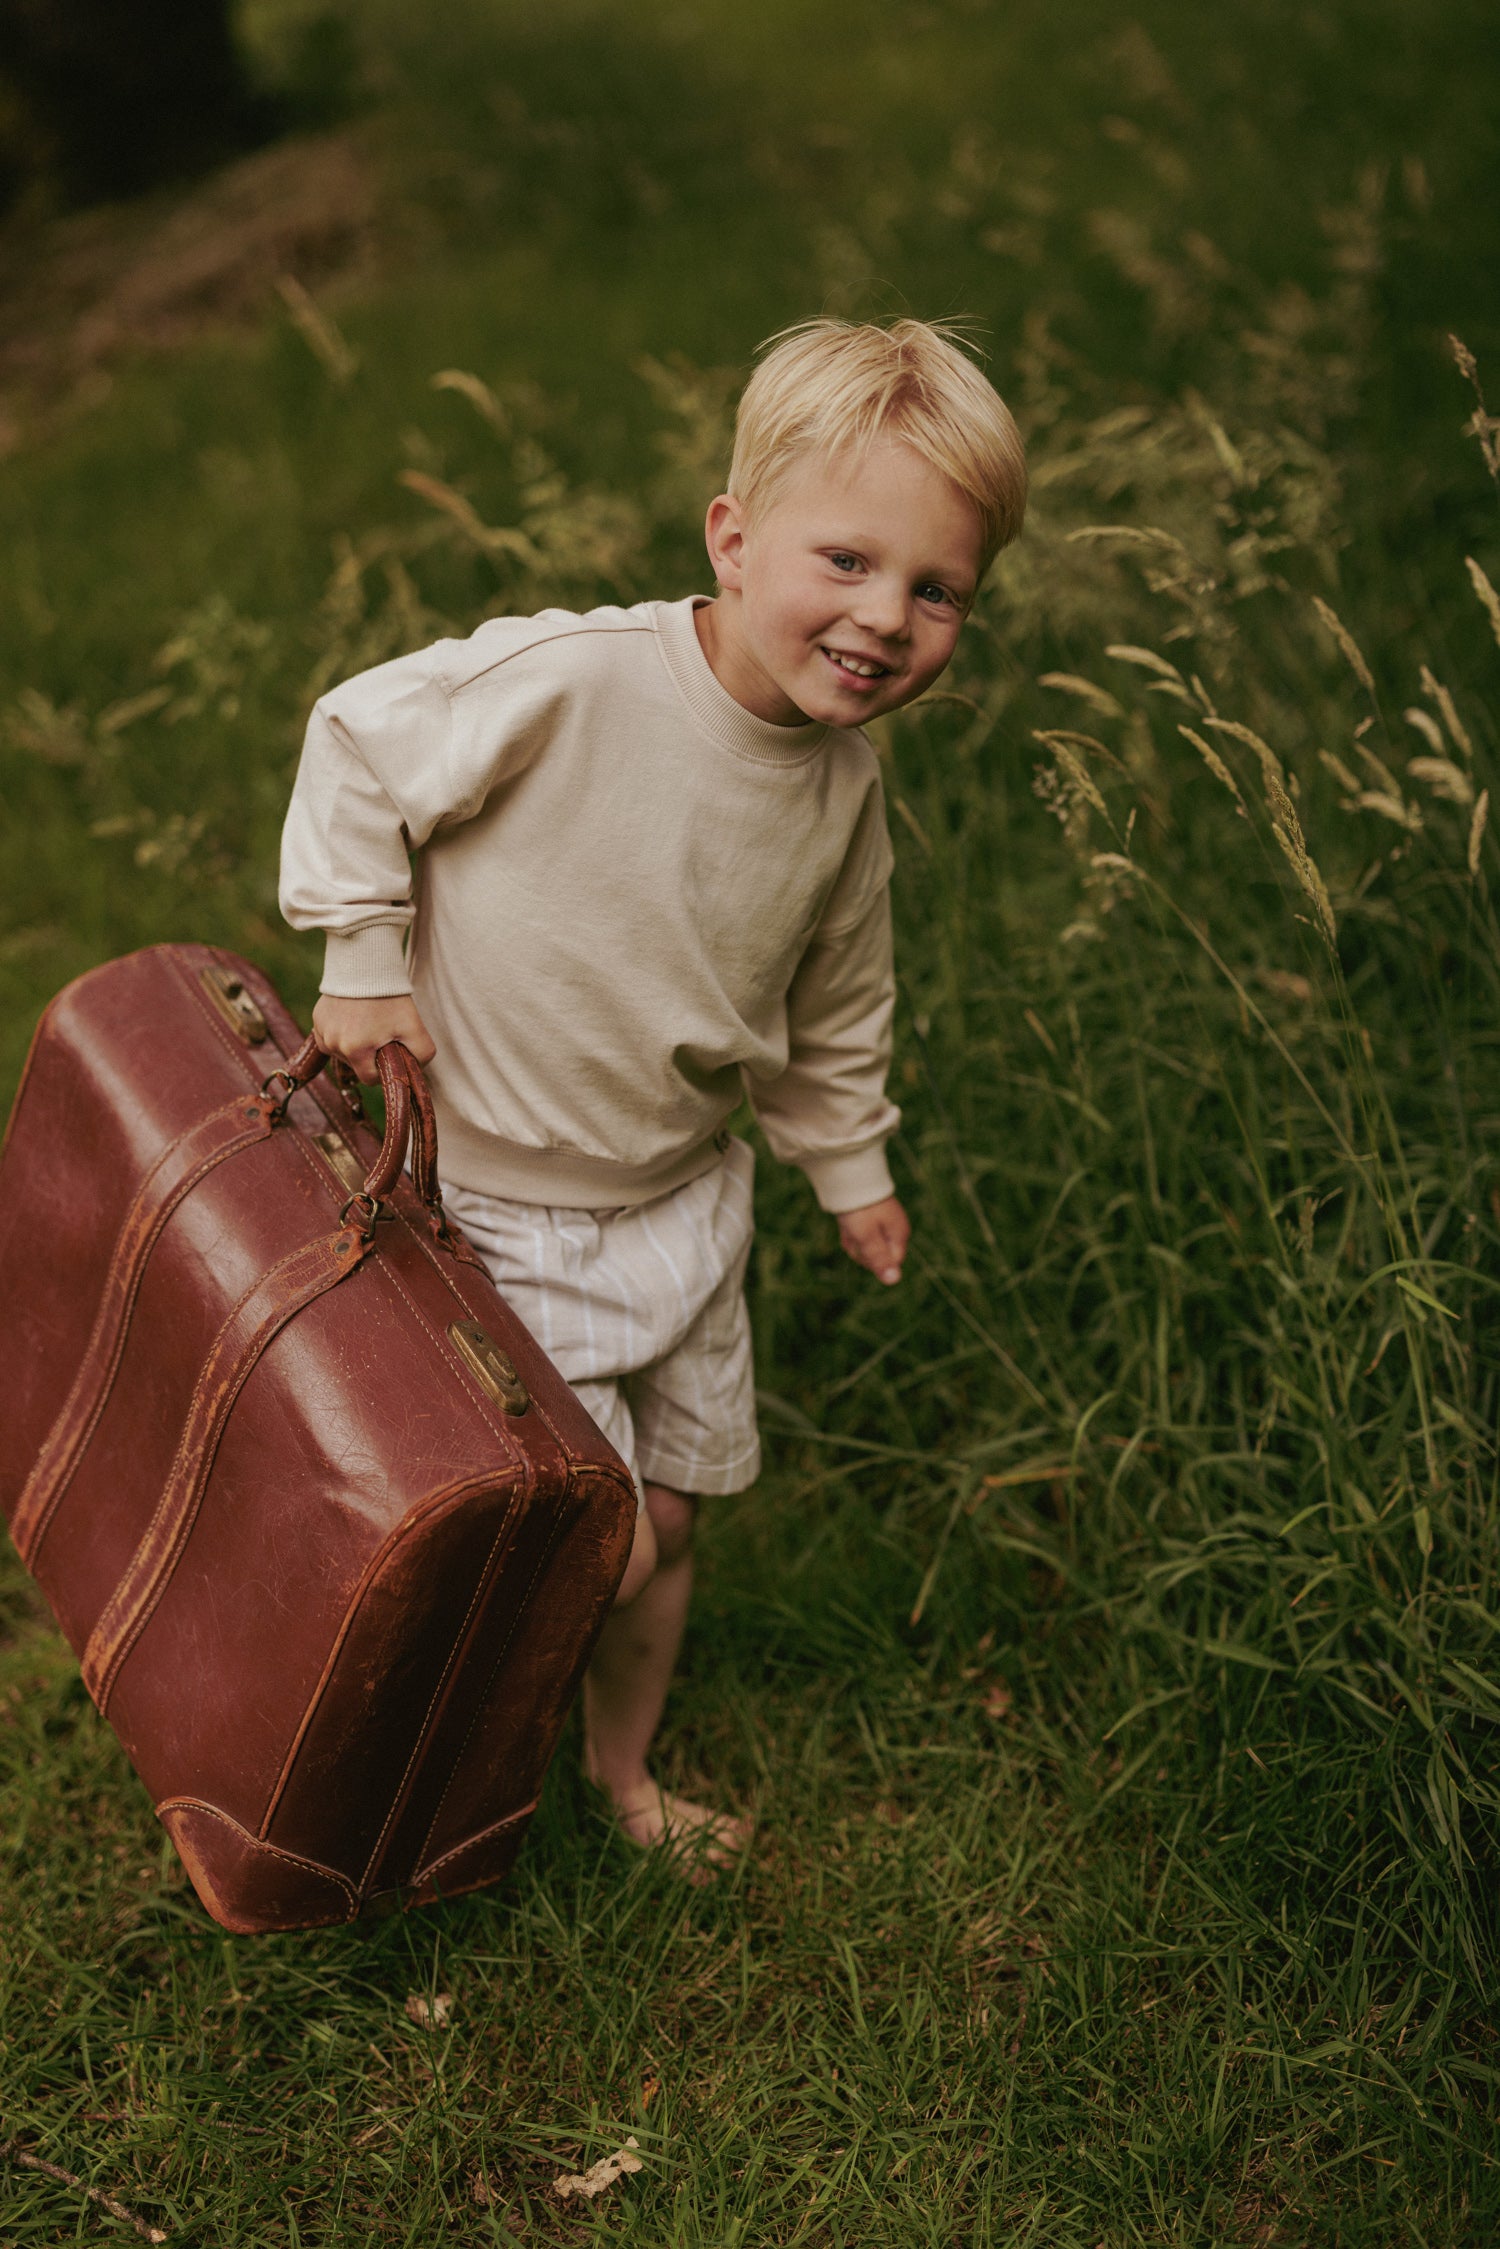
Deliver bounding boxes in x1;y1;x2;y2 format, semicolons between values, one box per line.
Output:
1468;789;1489;877
1319;748;1362;797
1465;557;1500;650
1270;819;1339;945
431;368;510;435
274;274;357;387
1407;756;1473;806
1179;724;1248;813
397;472;540;566
1038;671;1126;719
1418;666;1475;761
1202;715;1284;789
1402;707;1446;755
1353;790;1422;832
1449;332;1479;384
0;2136;168;2243
1310;595;1376;695
1353;738;1402;794
1105;643;1186;683
1033;732;1108;814
1450;337;1500;479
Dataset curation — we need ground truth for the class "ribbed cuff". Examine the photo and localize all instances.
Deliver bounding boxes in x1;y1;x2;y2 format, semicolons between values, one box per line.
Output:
319;923;412;998
799;1140;895;1215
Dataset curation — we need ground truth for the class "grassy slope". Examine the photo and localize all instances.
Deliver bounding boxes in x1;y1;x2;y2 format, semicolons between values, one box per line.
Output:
3;1;1500;2240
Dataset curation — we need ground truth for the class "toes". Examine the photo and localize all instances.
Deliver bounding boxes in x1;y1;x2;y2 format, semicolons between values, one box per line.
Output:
608;1785;750;1875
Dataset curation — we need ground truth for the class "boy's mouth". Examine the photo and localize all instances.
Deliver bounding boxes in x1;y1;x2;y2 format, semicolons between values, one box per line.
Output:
822;647;891;682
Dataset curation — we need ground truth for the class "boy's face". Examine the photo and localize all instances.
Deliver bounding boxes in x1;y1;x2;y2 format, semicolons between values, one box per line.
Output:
697;434;985;729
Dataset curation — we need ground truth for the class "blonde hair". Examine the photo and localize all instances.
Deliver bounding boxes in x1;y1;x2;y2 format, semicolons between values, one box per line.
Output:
728;317;1027;566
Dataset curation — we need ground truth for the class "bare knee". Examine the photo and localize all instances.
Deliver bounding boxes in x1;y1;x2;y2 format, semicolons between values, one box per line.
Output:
613;1505;659;1607
644;1482;698;1569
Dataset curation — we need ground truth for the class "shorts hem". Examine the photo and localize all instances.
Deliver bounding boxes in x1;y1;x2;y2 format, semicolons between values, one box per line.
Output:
635;1440;761;1497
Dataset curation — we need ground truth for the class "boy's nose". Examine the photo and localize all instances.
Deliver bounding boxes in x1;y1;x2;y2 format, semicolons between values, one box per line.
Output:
849;580;910;643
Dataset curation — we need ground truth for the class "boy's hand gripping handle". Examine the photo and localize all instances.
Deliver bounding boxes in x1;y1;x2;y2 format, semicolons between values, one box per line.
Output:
268;1033;443;1229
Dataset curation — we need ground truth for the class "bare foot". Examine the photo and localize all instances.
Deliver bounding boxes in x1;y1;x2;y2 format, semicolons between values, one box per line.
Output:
597;1778;751;1885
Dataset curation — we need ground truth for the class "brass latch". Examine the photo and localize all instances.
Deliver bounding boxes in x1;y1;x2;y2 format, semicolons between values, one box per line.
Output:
448;1320;529;1415
313;1130;366;1197
200;965;269;1044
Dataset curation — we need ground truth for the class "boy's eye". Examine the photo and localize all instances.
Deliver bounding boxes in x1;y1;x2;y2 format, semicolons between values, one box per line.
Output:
828;551;861;572
916;581;954;607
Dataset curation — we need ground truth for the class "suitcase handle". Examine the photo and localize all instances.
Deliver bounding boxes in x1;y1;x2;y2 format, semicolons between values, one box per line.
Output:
271;1033;444;1228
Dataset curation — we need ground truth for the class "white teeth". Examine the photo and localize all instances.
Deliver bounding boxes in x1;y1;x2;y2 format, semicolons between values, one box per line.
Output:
828;650;884;678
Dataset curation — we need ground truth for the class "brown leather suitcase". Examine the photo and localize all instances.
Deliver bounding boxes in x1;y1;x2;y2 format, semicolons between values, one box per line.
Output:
0;943;636;1933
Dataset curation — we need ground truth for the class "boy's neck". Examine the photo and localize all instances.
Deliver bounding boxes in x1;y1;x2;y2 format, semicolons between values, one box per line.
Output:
693;595;815;729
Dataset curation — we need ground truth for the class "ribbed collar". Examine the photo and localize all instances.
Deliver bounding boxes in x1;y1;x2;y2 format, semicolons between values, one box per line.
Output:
652;596;830;768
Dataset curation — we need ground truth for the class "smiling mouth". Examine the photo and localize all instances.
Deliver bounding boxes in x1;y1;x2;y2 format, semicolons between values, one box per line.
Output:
822;647;891;682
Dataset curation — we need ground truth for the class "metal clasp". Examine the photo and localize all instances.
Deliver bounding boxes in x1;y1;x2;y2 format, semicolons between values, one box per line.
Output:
339;1191;384;1238
200;965;269;1044
448;1320;529;1415
314;1130;367;1197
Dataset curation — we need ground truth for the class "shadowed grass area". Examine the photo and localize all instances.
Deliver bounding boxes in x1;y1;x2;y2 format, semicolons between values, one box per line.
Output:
2;0;1500;2240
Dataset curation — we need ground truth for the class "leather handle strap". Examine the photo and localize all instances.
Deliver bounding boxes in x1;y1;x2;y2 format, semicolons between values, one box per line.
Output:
82;1221;376;1714
291;1038;443;1218
12;1090;285;1568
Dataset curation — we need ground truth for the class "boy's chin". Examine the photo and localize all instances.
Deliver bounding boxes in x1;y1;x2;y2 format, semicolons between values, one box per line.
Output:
793;668;905;726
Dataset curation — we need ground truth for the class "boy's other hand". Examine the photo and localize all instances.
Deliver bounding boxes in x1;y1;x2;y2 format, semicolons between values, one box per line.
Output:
311;994;437;1083
837;1194;910;1287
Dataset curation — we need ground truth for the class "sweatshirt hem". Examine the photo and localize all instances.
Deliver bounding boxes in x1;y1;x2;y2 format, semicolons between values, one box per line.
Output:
436;1110;727;1212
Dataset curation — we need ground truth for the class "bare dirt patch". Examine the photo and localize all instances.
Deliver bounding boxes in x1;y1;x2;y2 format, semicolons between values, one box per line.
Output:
0;128;385;451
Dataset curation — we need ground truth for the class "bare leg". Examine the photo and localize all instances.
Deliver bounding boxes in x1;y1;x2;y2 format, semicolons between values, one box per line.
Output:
584;1483;749;1874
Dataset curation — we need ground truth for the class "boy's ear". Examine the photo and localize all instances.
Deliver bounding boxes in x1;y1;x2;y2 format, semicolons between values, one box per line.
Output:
703;493;747;591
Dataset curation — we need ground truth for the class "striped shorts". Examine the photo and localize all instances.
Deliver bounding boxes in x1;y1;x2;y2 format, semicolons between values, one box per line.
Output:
441;1138;760;1506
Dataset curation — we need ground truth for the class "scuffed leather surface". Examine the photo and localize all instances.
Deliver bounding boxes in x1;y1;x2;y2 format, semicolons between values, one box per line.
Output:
0;945;637;1933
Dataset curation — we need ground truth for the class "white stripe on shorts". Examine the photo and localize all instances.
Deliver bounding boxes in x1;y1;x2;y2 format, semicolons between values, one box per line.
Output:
441;1139;760;1505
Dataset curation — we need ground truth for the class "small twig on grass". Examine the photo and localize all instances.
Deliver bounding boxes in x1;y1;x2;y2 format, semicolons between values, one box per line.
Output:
0;2134;168;2243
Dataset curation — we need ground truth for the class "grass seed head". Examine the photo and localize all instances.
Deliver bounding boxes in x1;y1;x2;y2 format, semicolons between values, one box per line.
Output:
1319;748;1362;798
1406;756;1473;807
1418;666;1474;761
1311;594;1376;695
1465;556;1500;650
1037;671;1126;719
1468;789;1490;878
1179;724;1247;814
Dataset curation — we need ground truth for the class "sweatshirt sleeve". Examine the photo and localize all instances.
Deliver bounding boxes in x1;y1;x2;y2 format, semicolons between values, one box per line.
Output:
746;795;902;1214
278;627;560;997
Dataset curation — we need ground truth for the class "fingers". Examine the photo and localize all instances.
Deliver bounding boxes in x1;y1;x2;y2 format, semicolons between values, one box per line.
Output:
310;997;436;1083
837;1197;911;1286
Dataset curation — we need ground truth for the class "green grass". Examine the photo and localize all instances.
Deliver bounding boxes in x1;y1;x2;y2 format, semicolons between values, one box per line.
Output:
3;0;1500;2239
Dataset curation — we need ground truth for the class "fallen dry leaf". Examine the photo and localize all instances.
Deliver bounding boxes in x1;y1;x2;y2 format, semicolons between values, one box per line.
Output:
403;1990;453;2030
641;2075;660;2107
554;2137;644;2201
982;1682;1013;1720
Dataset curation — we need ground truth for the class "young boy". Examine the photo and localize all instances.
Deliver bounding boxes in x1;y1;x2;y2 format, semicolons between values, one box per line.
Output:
280;318;1027;1873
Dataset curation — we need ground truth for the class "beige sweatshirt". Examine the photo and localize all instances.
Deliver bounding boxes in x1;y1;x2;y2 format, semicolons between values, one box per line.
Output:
279;596;900;1213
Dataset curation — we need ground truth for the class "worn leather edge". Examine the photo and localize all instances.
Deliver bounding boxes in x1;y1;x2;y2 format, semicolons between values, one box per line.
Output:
82;1224;375;1712
157;1797;359;1933
13;1092;282;1568
406;1515;570;1881
255;1464;528;1847
354;1481;544;1894
414;1797;539;1889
